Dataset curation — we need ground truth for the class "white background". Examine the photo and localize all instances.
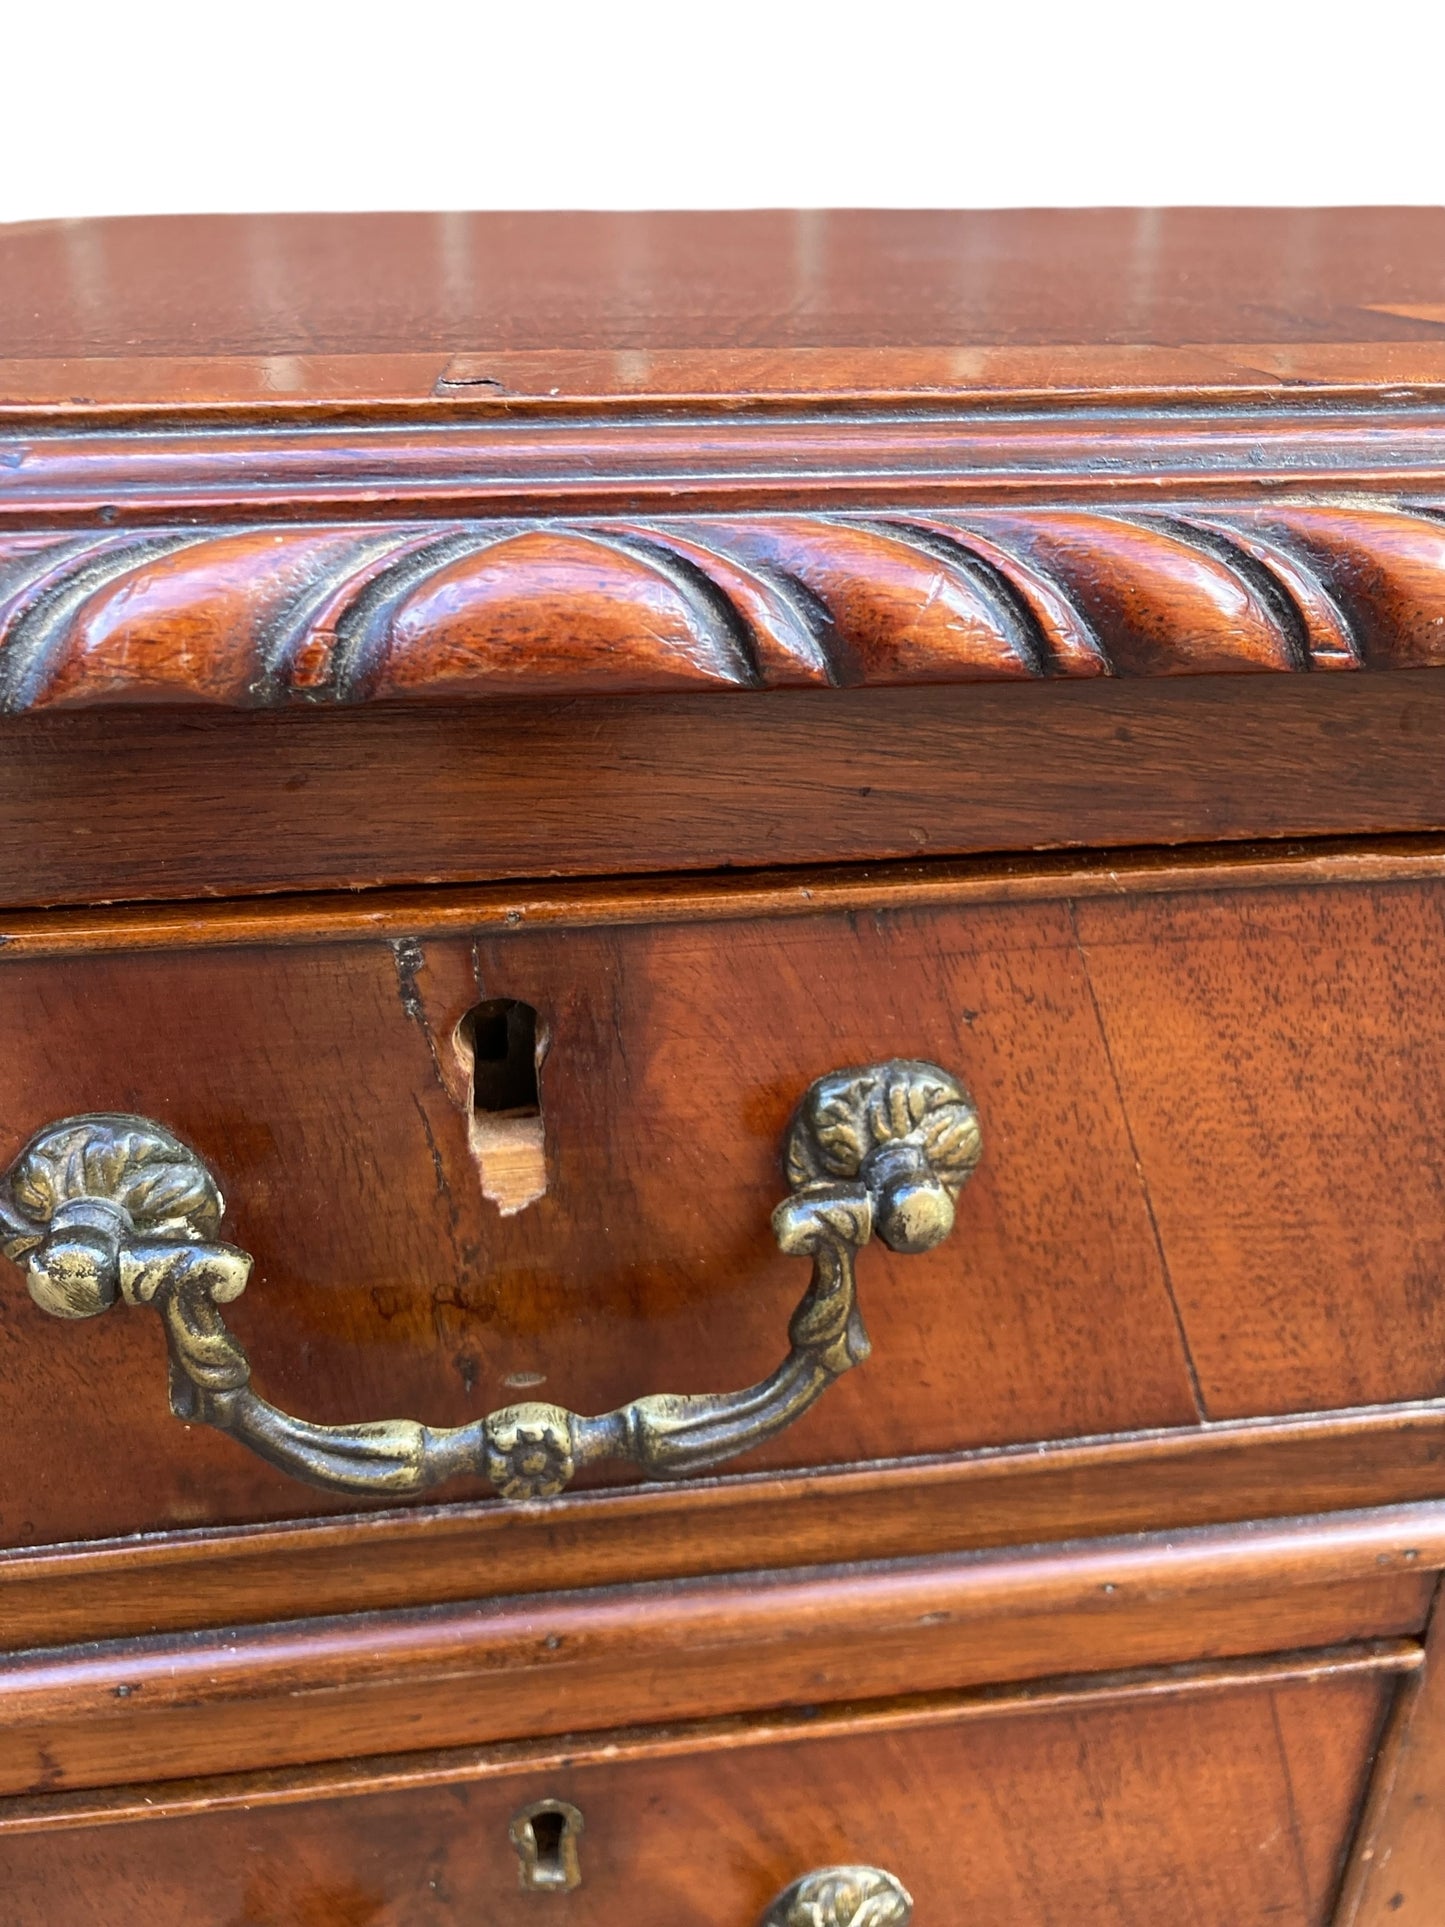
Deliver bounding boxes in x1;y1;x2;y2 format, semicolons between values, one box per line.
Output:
2;0;1442;222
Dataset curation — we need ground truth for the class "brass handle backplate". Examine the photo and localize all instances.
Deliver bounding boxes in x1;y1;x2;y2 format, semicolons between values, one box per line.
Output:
760;1866;914;1927
0;1060;978;1503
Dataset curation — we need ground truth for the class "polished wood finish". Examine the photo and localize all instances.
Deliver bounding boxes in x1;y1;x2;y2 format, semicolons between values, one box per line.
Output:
11;406;1445;522
9;870;1445;1546
1074;880;1445;1418
0;834;1443;957
9;675;1445;910
9;503;1445;711
5;216;1445;904
0;1506;1432;1797
7;1403;1445;1652
0;1645;1417;1834
8;208;1445;1903
6;208;1445;417
1338;1585;1445;1925
0;1649;1404;1924
0;894;1187;1541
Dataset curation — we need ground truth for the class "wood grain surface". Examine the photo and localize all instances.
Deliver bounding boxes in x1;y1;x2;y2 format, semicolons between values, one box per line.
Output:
6;207;1445;416
6;1403;1445;1652
5;894;1203;1545
0;835;1442;958
7;206;1444;1910
0;1505;1433;1798
1076;881;1445;1418
8;504;1445;712
0;1647;1404;1924
7;874;1445;1549
12;408;1445;527
7;674;1445;910
1338;1584;1445;1924
0;1645;1416;1834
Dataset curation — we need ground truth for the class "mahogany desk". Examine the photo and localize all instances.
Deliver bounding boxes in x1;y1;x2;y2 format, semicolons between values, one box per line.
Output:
0;208;1444;1922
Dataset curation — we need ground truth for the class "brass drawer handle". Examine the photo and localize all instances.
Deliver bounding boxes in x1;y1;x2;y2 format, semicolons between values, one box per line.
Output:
761;1867;913;1926
0;1060;977;1503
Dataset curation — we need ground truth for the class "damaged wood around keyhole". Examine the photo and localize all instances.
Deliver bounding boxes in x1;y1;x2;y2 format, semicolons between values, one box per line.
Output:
454;997;548;1215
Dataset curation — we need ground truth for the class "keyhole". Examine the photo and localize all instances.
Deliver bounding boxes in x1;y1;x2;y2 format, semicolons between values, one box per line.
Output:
510;1797;584;1892
454;998;549;1216
468;999;540;1114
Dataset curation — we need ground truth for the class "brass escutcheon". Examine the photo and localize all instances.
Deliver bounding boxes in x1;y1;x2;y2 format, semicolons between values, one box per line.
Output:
509;1798;584;1893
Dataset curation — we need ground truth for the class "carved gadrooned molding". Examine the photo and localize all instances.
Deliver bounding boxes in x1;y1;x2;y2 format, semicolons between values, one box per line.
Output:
1;505;1443;710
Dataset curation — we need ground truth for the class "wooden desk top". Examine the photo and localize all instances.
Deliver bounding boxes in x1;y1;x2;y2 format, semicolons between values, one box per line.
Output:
5;207;1445;413
5;207;1445;772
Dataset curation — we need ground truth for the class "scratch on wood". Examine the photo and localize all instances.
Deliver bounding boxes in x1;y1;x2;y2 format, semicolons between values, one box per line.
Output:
390;937;428;1025
1068;902;1210;1423
389;936;458;1106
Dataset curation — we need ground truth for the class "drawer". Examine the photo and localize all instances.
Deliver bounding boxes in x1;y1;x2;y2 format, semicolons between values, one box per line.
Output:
0;1645;1412;1926
4;853;1445;1555
0;1509;1430;1796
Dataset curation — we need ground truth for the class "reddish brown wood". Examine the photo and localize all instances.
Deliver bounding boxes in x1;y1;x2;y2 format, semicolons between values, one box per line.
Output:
7;208;1445;1890
0;1648;1405;1923
1;836;1444;959
1075;883;1445;1418
11;872;1445;1547
9;675;1445;909
0;1508;1432;1797
11;409;1445;527
6;208;1445;418
14;340;1445;416
6;216;1445;734
9;505;1445;713
0;1644;1418;1834
1335;1584;1445;1924
0;891;1201;1546
7;1404;1445;1653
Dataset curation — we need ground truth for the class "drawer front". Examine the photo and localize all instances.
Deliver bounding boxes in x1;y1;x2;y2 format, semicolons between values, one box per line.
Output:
0;1519;1428;1796
3;865;1445;1548
0;1651;1404;1926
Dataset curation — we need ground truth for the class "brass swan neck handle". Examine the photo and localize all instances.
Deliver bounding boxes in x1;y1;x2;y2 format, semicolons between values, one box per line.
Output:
0;1060;978;1503
760;1866;914;1926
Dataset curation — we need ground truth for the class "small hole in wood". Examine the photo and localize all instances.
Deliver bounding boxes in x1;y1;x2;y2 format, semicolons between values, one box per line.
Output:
469;999;540;1113
454;999;548;1216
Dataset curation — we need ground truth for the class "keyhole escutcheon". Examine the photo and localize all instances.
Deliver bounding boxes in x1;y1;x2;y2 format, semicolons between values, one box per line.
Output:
510;1797;584;1892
